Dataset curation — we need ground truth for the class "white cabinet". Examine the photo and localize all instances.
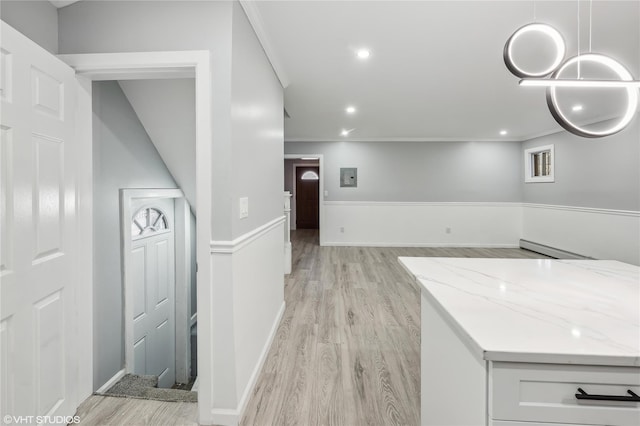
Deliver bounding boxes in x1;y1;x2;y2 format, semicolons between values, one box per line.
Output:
491;362;640;426
421;290;640;425
400;258;640;426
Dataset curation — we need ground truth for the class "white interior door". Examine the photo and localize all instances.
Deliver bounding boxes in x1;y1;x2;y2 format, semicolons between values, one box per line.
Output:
130;198;176;388
1;23;78;418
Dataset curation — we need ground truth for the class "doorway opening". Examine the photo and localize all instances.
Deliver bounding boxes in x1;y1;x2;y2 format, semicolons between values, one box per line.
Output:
284;154;324;246
60;51;212;423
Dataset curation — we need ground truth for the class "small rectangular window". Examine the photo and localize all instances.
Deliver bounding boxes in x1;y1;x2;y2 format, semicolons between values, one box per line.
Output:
524;144;554;183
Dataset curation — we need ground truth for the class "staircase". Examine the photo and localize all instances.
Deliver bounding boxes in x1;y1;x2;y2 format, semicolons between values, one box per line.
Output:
100;374;198;403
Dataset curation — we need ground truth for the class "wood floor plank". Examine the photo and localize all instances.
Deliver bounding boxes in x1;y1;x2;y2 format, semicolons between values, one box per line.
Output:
74;395;198;425
241;229;549;426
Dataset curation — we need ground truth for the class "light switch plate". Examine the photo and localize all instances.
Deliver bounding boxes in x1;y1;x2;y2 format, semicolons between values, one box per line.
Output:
239;197;249;219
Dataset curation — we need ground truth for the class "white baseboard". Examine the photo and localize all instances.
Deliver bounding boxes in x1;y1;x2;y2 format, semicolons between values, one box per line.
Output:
210;301;286;426
324;241;519;248
519;239;592;260
95;368;126;394
235;300;285;421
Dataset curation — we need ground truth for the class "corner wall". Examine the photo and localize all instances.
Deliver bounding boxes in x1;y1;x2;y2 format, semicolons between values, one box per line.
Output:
521;119;640;265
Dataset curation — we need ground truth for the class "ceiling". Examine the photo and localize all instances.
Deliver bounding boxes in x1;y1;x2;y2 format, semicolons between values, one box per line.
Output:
252;0;640;142
51;1;640;142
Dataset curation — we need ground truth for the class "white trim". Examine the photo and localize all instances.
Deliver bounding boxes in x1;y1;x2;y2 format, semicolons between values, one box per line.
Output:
58;51;205;80
174;197;192;384
286;136;523;143
522;203;640;217
323;200;640;217
74;75;93;399
324;201;522;207
238;0;290;88
94;369;126;395
210;301;286;426
325;242;519;248
210;216;286;254
285;154;325;245
60;51;213;424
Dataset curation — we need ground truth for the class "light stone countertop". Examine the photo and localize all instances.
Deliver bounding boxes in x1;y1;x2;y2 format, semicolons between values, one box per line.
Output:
399;257;640;367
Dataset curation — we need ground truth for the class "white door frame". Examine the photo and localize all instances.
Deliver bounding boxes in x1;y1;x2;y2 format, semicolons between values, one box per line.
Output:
120;188;189;384
285;154;325;245
58;51;212;423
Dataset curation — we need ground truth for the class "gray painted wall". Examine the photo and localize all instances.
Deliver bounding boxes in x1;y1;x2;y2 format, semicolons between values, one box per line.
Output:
0;0;58;53
92;81;178;390
522;119;640;211
60;0;236;239
230;0;284;237
285;141;522;202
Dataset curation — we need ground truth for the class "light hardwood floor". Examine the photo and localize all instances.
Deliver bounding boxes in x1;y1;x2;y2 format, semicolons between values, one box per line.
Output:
74;394;198;425
75;230;547;425
240;229;548;426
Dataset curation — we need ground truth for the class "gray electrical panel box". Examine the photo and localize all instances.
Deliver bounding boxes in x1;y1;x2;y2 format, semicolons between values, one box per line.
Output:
340;168;357;187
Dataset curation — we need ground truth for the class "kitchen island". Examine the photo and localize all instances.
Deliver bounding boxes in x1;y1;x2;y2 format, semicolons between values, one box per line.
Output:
399;257;640;426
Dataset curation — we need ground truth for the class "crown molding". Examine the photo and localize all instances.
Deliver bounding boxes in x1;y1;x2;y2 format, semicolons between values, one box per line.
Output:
239;0;290;88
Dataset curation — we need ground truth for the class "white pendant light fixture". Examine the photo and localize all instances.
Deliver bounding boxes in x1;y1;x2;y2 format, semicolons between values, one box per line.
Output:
504;1;640;138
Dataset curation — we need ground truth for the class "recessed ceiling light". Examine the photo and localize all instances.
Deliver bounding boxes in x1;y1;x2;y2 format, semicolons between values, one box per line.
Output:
341;129;350;136
500;130;508;136
301;157;318;160
346;106;356;114
356;49;370;59
572;104;583;112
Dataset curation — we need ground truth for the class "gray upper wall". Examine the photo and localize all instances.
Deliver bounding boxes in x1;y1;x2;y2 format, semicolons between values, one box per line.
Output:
521;118;640;211
285;141;523;202
0;0;58;53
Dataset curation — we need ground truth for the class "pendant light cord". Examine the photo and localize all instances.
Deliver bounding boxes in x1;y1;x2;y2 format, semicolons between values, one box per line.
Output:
533;0;537;21
577;0;581;79
589;0;593;52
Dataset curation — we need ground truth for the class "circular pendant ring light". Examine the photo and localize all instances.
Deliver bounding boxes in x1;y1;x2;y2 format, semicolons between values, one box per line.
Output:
546;54;638;138
504;23;566;78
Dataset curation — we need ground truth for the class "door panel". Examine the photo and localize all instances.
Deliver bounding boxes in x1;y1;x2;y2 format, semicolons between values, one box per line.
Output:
130;198;176;388
296;167;319;229
0;22;77;419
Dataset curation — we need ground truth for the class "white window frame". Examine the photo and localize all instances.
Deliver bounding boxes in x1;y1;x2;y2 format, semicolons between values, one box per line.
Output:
524;144;555;183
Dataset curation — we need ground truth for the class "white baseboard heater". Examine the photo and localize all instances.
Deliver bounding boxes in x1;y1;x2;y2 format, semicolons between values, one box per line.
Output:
519;239;593;260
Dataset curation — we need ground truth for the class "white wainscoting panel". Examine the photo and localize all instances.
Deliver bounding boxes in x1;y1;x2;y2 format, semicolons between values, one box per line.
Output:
522;204;640;266
323;202;522;248
209;216;285;425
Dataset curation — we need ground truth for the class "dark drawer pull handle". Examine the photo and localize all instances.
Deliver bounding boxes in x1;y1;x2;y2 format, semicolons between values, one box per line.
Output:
575;387;640;402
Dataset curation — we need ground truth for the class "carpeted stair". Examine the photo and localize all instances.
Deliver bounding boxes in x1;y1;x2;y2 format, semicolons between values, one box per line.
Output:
99;374;198;403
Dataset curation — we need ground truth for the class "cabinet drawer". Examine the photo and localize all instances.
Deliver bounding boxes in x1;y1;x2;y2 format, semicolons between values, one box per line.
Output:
491;362;640;426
